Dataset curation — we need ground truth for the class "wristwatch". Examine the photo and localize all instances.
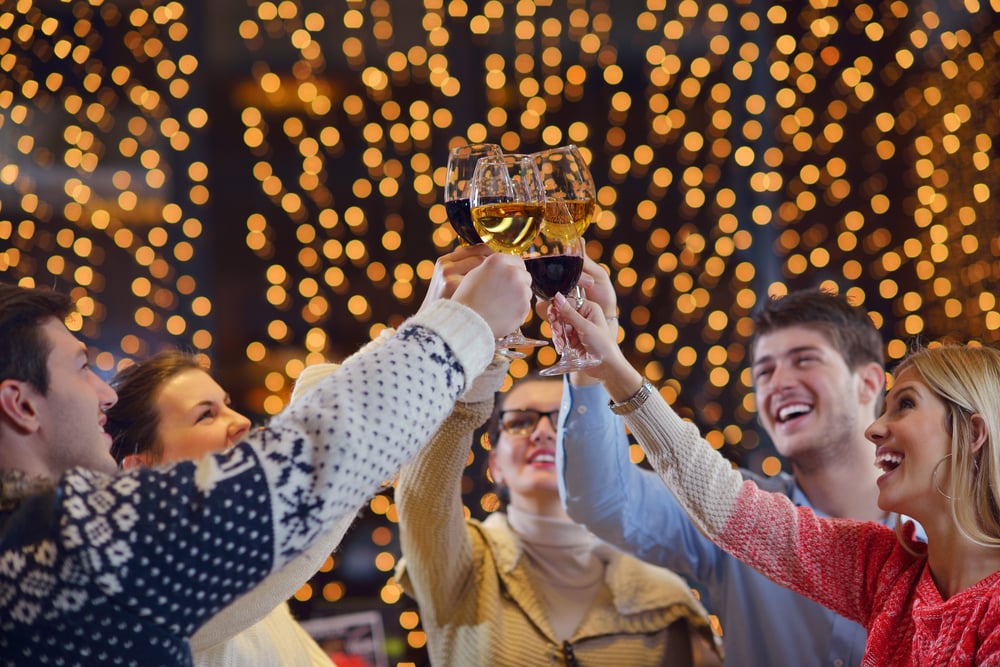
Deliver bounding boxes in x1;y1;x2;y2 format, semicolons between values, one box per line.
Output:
609;379;655;415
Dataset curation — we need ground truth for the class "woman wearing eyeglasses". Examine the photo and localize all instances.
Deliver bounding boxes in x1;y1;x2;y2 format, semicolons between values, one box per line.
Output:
394;370;722;666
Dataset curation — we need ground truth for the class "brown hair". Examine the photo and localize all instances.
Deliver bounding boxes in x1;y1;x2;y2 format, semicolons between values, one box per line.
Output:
106;350;204;464
752;288;884;372
0;283;73;395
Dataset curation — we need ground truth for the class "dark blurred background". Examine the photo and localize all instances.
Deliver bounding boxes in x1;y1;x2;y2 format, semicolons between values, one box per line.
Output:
1;1;997;664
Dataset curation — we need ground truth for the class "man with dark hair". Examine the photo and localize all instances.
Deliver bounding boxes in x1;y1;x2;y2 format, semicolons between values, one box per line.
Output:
0;251;531;666
557;259;909;667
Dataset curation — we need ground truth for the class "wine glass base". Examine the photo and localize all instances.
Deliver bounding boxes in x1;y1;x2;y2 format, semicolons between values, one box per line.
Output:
539;355;601;376
496;333;548;349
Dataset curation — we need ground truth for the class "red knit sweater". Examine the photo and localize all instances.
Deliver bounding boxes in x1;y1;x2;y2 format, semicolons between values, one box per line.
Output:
720;482;1000;667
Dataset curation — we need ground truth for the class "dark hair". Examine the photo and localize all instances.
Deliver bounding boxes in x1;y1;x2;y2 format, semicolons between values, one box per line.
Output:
751;288;884;371
0;283;74;394
484;373;561;510
106;350;203;464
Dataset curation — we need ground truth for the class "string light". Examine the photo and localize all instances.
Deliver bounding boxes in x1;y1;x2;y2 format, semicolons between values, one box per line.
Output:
0;1;997;663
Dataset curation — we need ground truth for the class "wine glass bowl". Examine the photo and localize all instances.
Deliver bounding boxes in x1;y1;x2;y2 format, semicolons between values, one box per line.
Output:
533;145;597;238
522;203;600;376
524;220;586;303
469;153;549;353
444;143;503;246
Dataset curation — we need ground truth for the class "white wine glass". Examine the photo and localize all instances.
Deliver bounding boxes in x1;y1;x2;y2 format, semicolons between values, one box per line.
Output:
444;143;503;246
469;154;548;353
524;201;601;376
533;145;597;305
533;145;596;239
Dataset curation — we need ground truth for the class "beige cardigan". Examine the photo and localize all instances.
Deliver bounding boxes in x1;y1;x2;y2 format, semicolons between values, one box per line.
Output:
395;364;720;666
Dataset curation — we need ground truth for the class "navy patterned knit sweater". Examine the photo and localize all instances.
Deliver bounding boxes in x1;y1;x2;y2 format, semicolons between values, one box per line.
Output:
0;301;492;666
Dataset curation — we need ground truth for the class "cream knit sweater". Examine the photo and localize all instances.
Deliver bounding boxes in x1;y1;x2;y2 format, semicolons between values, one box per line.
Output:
394;362;720;666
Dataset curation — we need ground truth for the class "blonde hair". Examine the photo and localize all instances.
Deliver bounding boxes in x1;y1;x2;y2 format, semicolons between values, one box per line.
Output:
894;345;1000;547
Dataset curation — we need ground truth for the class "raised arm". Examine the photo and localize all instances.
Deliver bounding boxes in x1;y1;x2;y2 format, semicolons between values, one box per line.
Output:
6;254;532;648
550;293;890;626
394;358;507;622
559;381;725;582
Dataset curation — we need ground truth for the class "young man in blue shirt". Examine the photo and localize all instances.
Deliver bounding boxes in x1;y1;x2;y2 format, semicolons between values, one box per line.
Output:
558;259;907;667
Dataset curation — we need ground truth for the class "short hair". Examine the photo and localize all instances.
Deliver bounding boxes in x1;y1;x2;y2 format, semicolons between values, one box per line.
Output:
894;345;1000;546
0;283;73;395
752;288;884;371
106;350;204;465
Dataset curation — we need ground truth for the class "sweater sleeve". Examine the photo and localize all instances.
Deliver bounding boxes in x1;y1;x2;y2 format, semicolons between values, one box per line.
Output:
623;390;899;626
1;298;495;647
559;382;727;583
622;391;744;538
191;364;351;654
394;357;507;622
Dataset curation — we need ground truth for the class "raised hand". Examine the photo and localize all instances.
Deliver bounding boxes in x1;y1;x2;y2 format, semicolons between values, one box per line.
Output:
452;253;533;339
419;244;496;313
578;256;617;330
549;292;644;401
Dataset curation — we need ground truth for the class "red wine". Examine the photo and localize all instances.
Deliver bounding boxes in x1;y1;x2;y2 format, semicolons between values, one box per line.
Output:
445;198;484;245
525;255;583;300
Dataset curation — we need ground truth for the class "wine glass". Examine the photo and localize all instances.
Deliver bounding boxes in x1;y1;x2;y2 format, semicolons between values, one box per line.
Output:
532;145;596;239
533;145;597;305
444;143;503;246
525;201;601;376
469;154;548;353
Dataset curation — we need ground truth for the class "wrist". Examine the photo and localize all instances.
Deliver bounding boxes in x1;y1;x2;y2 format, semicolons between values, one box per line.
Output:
602;361;645;405
608;378;655;415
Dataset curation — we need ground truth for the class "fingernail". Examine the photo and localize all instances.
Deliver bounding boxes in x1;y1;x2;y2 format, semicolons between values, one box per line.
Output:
554;293;566;306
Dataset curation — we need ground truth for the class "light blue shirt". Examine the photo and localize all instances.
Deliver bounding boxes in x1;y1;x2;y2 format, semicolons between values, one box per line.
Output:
558;383;915;667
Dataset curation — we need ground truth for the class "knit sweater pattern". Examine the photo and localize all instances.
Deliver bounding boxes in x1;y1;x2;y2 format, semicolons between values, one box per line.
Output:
0;300;494;666
394;363;718;667
624;391;1000;667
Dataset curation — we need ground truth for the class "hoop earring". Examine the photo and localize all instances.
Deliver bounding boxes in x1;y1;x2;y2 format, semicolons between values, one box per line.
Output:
932;453;954;501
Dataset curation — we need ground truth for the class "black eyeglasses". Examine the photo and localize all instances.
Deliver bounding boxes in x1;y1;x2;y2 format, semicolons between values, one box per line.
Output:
499;408;560;436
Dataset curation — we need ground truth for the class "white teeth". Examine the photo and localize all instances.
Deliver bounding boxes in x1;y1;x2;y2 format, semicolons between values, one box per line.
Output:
776;403;811;423
876;452;903;471
531;453;555;464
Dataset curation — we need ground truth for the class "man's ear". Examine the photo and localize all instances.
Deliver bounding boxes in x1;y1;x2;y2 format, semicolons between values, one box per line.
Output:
857;361;885;408
0;379;42;433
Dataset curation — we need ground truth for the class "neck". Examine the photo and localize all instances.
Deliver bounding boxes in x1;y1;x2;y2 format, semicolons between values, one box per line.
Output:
793;444;886;522
925;527;1000;600
509;492;571;520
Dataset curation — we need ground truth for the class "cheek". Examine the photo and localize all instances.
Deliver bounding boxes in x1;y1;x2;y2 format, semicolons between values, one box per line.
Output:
160;427;228;463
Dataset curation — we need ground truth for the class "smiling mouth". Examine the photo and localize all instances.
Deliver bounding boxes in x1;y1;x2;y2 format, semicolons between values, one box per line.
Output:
774;403;812;424
876;451;903;473
528;453;555;465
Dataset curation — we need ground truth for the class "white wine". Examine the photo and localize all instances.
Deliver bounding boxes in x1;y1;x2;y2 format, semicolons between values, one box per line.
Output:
471;202;544;255
543;198;595;237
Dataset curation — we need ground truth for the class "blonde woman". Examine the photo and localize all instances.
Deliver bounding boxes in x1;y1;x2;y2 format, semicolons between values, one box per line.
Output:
553;290;1000;666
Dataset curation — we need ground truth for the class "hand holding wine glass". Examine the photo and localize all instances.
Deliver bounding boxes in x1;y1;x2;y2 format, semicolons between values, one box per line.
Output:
469;154;548;353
